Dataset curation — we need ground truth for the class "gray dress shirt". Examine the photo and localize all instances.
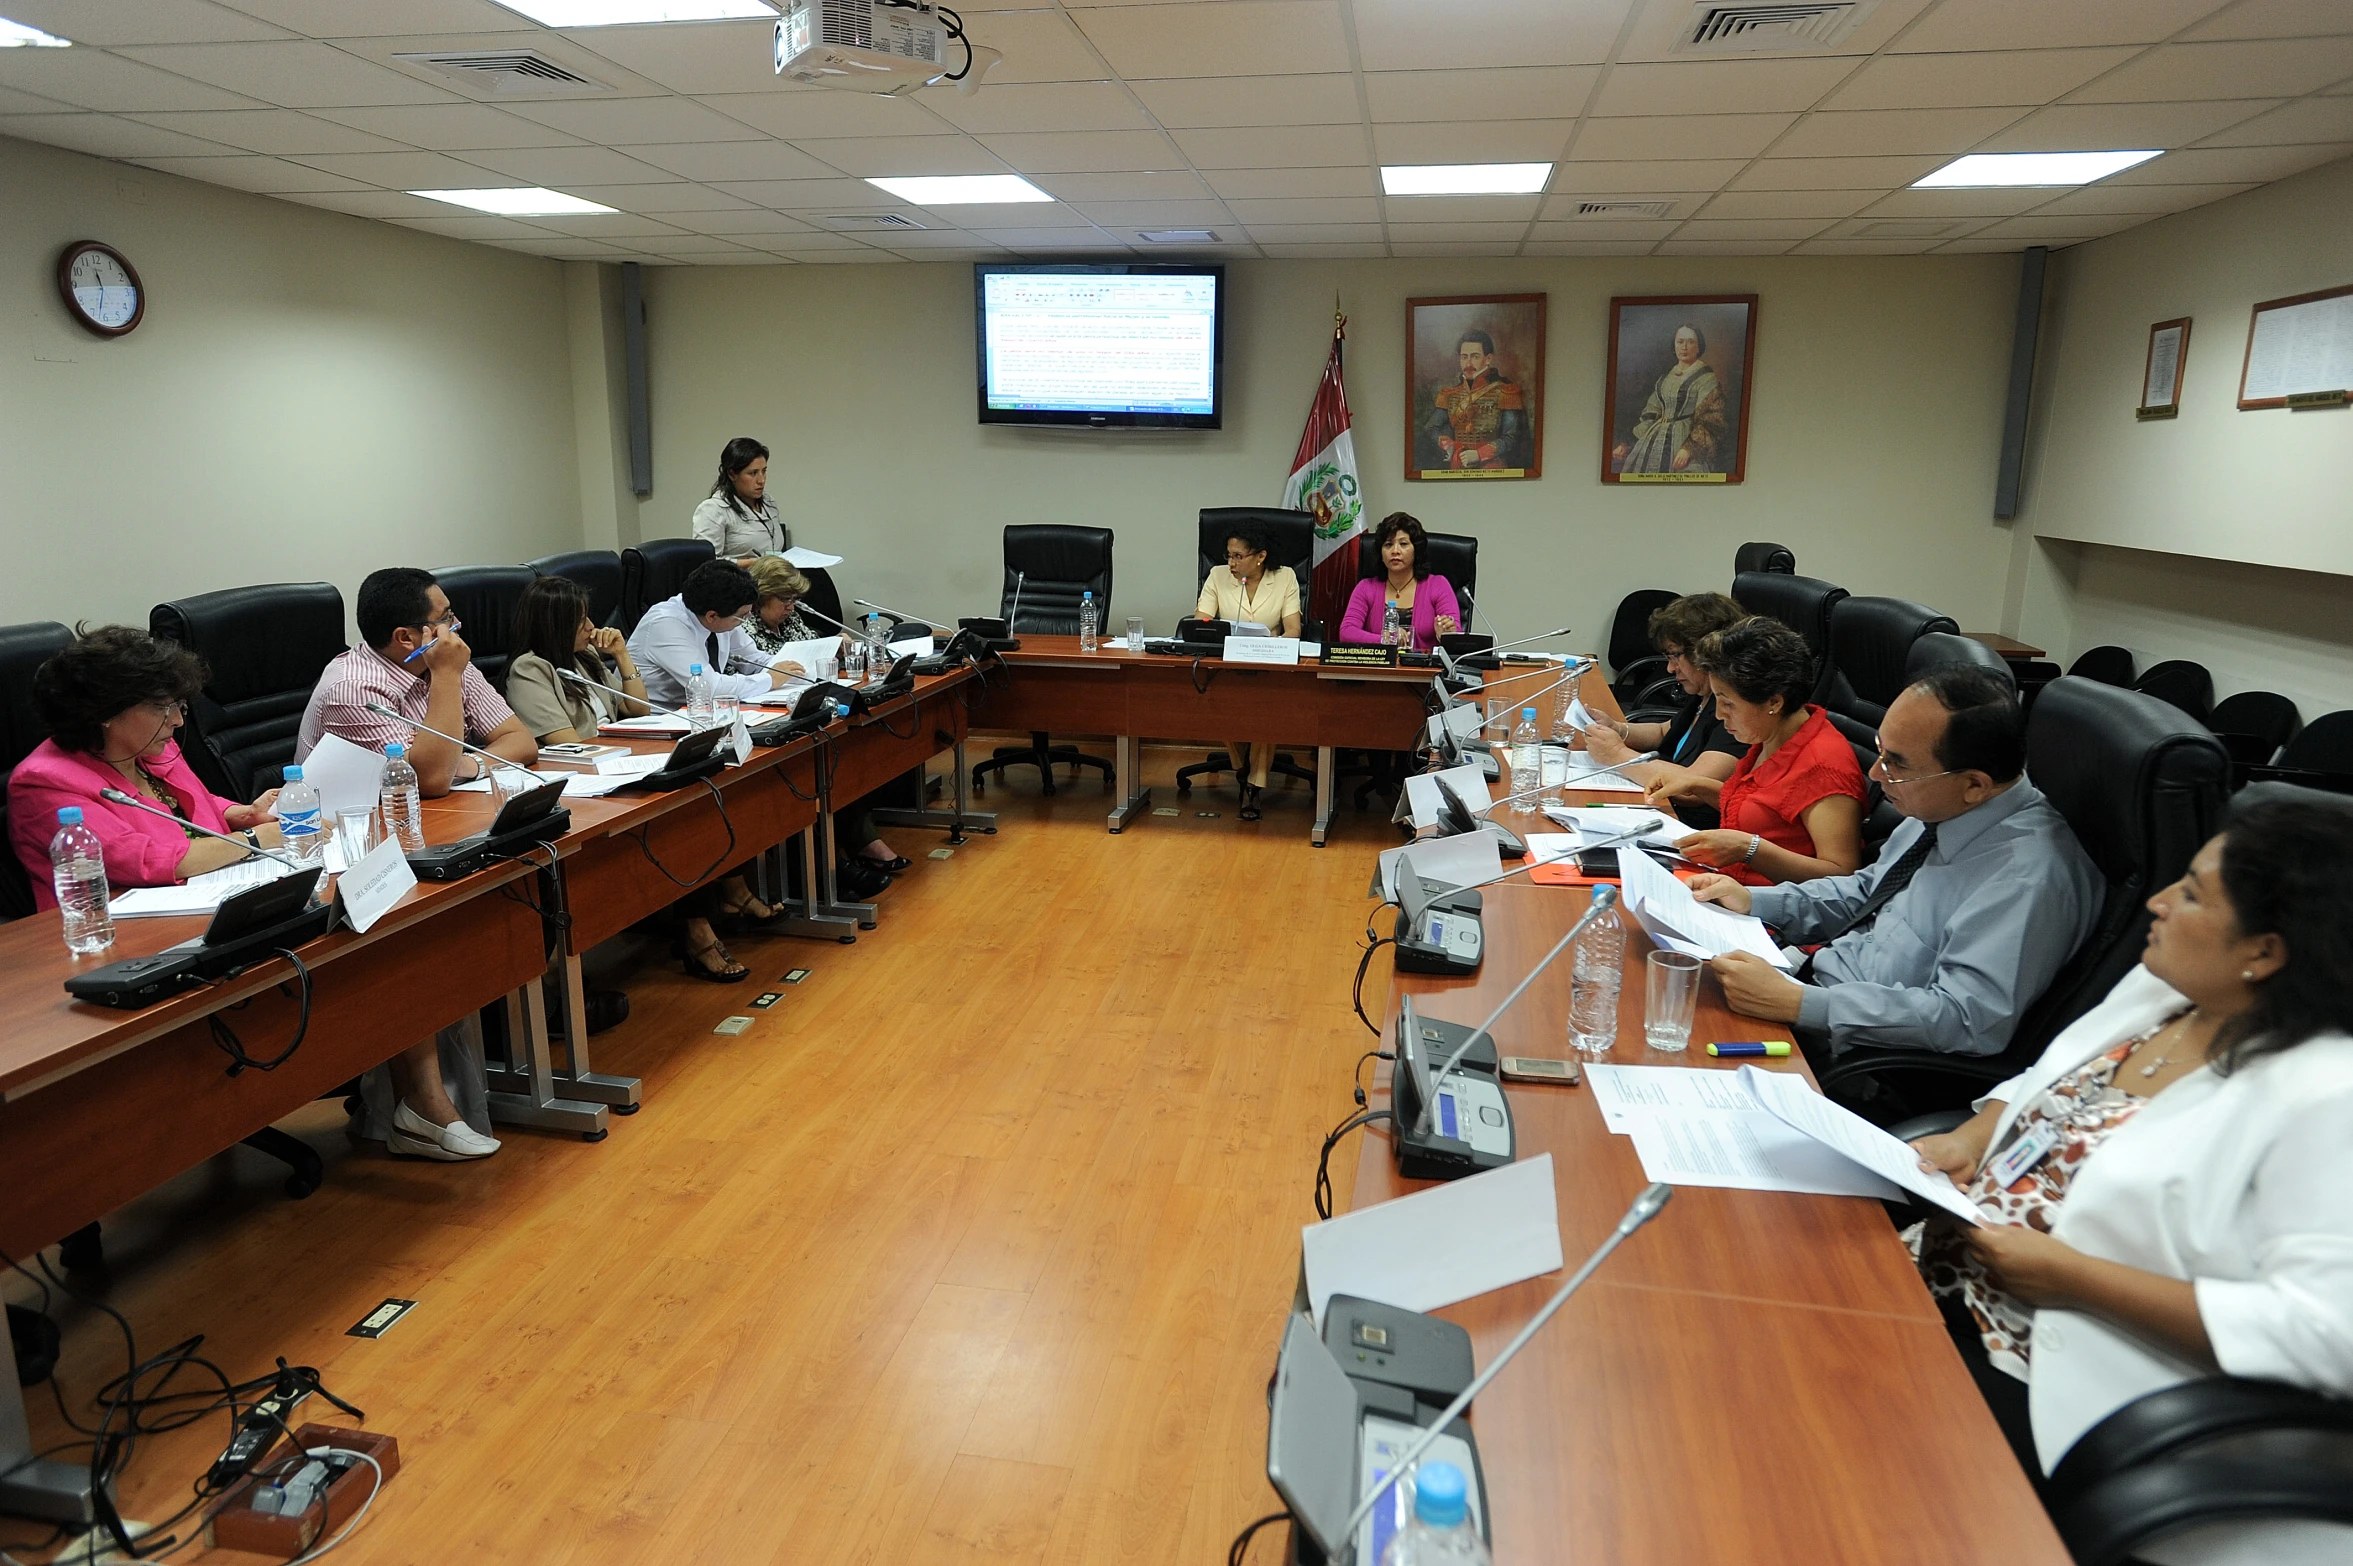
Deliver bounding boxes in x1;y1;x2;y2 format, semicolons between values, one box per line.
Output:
626;595;772;707
1746;778;2104;1057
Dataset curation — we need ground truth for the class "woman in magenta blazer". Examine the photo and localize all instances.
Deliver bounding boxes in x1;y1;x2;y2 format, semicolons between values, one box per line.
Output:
1338;513;1463;653
9;626;283;908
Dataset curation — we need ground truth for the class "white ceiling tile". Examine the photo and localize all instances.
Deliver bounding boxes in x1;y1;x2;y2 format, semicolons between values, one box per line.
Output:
1727;154;1946;189
1522;239;1660;255
1384;220;1527;240
459;144;686;185
1790;238;1940;254
971;225;1128;247
927;81;1151;134
1931;237;2036;252
391;212;562;240
1224;195;1380;223
1822;48;2141;111
556;18;782;96
503;94;766;144
2197;95;2353;146
0;48;267;111
1200;165;1373;198
1070;198;1234;224
1071;2;1347;78
1547;158;1746;193
1258;242;1388;256
955;10;1110;83
0;85;73;113
2099;142;2353;182
121;107;409;153
0;112;241;159
1352;0;1634;71
617;139;837;181
559;181;752;212
1668;217;1835;240
1526;218;1678;241
1569;112;1795;161
2027;180;2258;215
1129;73;1359;128
696;89;961;140
516;212;690;237
1374;119;1576;163
1653;237;1798;254
1854;185;2059;217
1697;187;1876;218
670;251;796;264
863;228;992;248
1770;106;2030;157
133;153;372;191
2182;0;2353;40
904;200;1095;226
1173;123;1367;167
306;102;585;148
1380;193;1541;222
287;148;522;187
2;0;292;45
671;209;819;234
708;176;902;206
1032;169;1213;200
1591;58;1860;117
277;187;460;218
1387;241;1515;255
114;42;460;108
773;249;898;262
639;234;759;254
733;229;880;249
1362;67;1597;124
790;132;1008;176
1975;99;2281;152
2071;38;2353;101
225;0;535;37
483;237;630;258
973;128;1185;171
1241;222;1386;242
1892;0;2231;52
1970;212;2152;239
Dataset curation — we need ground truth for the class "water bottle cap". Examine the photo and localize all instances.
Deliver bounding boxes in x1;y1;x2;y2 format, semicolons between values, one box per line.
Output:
57;806;83;826
689;663;705;674
385;742;405;759
283;765;304;782
1522;707;1537;720
1082;590;1093;599
1413;1462;1468;1529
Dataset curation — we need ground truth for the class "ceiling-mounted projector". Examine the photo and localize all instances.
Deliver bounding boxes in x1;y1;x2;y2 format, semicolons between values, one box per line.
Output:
774;0;997;96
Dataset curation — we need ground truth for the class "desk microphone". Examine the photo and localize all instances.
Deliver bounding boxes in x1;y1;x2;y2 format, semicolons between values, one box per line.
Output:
851;596;953;635
557;667;694;724
363;703;537;785
792;601;866;640
96;789;308;872
1337;1182;1673;1543
1417;886;1616;1138
1481;625;1575;657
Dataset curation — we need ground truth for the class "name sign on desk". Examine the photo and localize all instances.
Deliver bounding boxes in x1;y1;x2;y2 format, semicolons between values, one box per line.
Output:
1223;635;1302;666
337;833;417;934
1320;643;1398;669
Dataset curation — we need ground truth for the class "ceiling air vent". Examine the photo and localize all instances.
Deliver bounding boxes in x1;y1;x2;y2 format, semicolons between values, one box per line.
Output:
1572;200;1676;218
397;49;609;95
821;213;929;229
1852;219;1963;238
1671;0;1881;54
1140;229;1220;244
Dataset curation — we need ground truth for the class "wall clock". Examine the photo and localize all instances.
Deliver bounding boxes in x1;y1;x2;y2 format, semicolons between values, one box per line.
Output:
57;241;144;337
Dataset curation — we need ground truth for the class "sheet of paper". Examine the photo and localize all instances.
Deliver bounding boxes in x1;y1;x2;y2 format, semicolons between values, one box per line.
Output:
1566;696;1596;730
1227;620;1271;637
297;732;386;816
602;714;692;736
1378;832;1502;902
1542;805;1692;848
888;633;934;657
765;635;842;679
1625;1113;1904;1201
336;833;416;934
1520;832;1583;865
1222;635;1300;665
1738;1065;1985;1224
1585;1064;1768;1131
778;546;843;570
1618;846;1794;969
1300;1153;1564;1326
1552;764;1645;794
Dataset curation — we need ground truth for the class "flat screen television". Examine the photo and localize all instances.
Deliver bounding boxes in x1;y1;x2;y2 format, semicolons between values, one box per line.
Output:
975;263;1225;429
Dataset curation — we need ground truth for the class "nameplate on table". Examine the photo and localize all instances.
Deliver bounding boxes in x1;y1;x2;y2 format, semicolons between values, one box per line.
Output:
1319;643;1397;669
1222;635;1301;666
338;834;417;934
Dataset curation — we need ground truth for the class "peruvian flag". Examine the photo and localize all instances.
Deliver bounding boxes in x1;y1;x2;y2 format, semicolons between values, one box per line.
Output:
1283;310;1364;633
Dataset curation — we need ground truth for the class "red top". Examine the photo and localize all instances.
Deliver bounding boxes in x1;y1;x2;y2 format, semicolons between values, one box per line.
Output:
1715;705;1867;886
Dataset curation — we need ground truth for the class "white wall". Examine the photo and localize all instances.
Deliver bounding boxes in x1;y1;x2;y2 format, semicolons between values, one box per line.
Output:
635;252;2024;651
0;134;583;637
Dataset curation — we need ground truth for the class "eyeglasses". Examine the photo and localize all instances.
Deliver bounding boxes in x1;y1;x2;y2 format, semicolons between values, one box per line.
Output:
1871;747;1960;788
409;611;462;633
1224;549;1264;562
135;699;189;718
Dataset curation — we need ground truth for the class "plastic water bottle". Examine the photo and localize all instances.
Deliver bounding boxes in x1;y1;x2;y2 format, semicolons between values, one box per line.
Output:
275;764;324;866
1383;602;1404;647
1078;590;1099;652
50;807;113;955
1380;1462;1488;1566
1510;706;1542;786
1569;893;1626;1058
1551;688;1581;747
379;742;424;852
864;614;891;680
685;663;715;728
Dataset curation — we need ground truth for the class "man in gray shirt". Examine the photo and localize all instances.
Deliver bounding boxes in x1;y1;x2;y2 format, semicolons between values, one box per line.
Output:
1693;666;2103;1102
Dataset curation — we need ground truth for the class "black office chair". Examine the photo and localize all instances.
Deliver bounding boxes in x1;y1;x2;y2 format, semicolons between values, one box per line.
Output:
2133;658;2215;725
432;564;534;695
971;525;1116;796
1820;596;1960;728
2207;690;2301;766
2068;644;2136;687
1604;588;1678;707
616;538;716;635
2047;1378;2353;1566
1176;509;1320;799
2274;709;2353;774
1903;631;2015;690
1817;677;2228;1122
1730;571;1847;705
1732;541;1795;576
151;584;347;803
0;621;75;922
801;566;846;633
526;549;623;628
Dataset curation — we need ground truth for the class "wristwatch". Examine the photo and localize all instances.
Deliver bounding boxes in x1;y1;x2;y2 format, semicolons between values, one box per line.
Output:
239;827;261;853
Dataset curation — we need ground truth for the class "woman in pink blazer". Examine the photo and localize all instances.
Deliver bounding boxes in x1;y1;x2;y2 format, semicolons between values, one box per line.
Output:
8;626;283;909
1337;513;1463;654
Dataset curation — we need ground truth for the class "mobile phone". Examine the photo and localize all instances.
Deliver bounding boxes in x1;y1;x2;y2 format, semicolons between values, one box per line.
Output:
543;743;598;755
1498;1056;1581;1085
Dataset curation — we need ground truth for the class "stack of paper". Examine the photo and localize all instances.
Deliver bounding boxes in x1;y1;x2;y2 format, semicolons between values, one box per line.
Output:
1541;805;1692;851
1618;845;1793;969
112;857;297;917
600;713;692;737
779;546;843;570
1553;763;1645;794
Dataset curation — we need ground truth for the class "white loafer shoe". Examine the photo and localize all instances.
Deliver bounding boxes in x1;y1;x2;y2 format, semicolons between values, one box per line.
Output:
388;1101;501;1160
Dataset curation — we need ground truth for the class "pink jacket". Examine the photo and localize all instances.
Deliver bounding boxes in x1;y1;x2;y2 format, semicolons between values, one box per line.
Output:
8;739;237;909
1338;574;1463;653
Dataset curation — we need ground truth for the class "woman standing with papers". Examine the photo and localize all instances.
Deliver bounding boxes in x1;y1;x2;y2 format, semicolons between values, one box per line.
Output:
1903;797;2353;1549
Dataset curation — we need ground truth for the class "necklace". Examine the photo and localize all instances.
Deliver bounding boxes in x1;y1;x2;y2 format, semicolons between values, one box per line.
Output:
2136;1011;2204;1079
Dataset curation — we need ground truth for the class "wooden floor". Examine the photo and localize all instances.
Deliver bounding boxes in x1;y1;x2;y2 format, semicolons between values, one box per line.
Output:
7;746;1400;1565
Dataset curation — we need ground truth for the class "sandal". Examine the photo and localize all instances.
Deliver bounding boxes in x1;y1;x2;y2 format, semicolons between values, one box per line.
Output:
863;853;913;873
682;936;750;984
1238;785;1263;822
715;891;789;935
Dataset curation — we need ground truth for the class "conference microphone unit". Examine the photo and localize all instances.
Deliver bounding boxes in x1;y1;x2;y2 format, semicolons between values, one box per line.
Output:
1388;850;1552;976
954;571;1025;652
851;597;995;674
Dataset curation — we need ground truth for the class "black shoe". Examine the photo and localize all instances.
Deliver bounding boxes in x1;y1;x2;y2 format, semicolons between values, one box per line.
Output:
546;987;629;1038
861;854;913;874
836;860;890;899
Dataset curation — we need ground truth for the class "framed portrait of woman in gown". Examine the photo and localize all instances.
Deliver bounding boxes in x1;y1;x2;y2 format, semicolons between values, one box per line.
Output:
1602;295;1757;484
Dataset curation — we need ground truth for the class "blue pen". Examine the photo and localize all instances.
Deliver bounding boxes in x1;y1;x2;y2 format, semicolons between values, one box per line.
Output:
402;637;435;664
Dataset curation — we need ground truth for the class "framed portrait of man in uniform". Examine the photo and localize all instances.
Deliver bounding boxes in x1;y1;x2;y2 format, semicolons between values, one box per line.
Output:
1603;295;1758;484
1406;293;1545;481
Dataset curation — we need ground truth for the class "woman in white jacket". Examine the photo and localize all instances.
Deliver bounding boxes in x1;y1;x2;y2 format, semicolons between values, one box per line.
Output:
691;436;786;560
1908;793;2353;1563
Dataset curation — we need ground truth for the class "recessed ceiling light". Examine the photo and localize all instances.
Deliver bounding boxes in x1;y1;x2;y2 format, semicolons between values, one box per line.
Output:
491;0;776;24
1382;163;1552;197
411;187;620;216
0;15;72;45
1912;150;2162;188
867;175;1053;205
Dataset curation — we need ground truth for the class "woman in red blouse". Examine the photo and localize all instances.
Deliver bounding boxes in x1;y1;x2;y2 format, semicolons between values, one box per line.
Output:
1659;617;1866;886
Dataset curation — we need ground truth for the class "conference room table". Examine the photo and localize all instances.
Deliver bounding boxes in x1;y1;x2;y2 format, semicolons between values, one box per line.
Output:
969;636;1579;844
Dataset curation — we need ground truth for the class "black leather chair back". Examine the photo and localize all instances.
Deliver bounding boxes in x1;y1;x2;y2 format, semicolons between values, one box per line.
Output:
2207;691;2301;764
800;567;845;632
2133;659;2215;725
1355;531;1479;614
1733;541;1794;576
1730;571;1847;703
526;549;623;628
2277;710;2353;775
1824;596;1961;726
1903;631;2014;690
433;565;533;695
0;621;74;920
151;584;347;803
618;538;717;635
1606;590;1678;676
1002;525;1112;634
1197;508;1315;589
2068;644;2136;687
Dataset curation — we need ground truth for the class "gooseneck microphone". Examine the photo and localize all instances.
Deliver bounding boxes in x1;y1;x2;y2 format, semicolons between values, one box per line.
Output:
1417;884;1619;1134
363;703;536;785
852;596;956;634
97;788;307;872
1338;1181;1673;1541
557;667;693;723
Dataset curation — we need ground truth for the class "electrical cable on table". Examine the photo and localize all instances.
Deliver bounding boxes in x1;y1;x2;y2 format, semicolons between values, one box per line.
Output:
1314;1107;1392;1221
1226;1509;1289;1566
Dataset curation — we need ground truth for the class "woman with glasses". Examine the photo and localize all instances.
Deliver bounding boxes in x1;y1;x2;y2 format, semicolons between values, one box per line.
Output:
9;625;285;902
1194;519;1302;819
1578;591;1749;823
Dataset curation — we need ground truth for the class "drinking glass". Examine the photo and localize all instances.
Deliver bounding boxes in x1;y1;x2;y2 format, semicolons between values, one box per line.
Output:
714;692;741;730
1125;614;1145;650
1644;950;1702;1053
332;806;376;868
